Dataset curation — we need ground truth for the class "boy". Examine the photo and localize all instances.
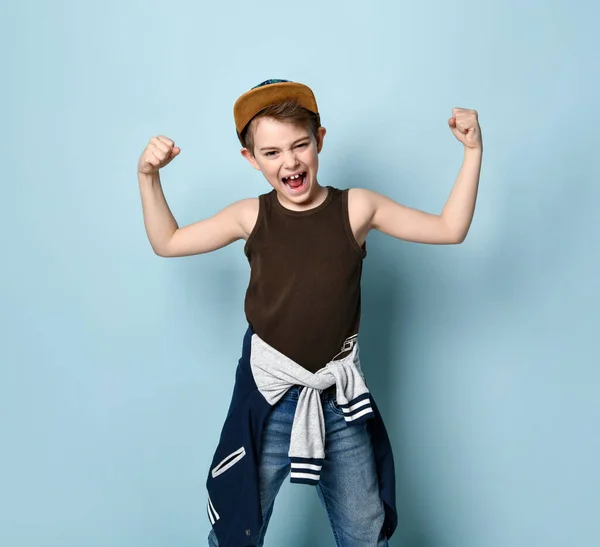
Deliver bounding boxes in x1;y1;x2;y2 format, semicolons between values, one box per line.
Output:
137;79;482;547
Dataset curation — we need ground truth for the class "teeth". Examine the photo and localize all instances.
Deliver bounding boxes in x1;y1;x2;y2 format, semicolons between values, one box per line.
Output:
283;172;306;182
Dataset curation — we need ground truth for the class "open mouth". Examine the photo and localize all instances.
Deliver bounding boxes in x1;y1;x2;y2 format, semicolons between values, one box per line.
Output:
282;171;307;191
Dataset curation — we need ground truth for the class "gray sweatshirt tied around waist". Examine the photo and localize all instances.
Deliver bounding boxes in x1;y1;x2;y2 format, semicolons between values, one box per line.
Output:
249;333;375;485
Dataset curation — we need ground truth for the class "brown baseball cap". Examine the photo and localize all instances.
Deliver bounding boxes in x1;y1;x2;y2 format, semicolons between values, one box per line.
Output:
233;79;320;137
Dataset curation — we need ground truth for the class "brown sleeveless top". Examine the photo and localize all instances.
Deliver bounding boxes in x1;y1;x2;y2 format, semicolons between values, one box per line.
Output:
243;186;366;373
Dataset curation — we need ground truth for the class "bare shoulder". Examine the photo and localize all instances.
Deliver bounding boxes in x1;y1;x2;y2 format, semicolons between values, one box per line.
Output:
347;187;409;223
232;197;260;239
346;188;379;245
347;187;378;210
347;187;380;224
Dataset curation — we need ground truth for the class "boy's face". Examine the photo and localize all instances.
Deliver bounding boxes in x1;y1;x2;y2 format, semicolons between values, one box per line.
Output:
241;117;327;209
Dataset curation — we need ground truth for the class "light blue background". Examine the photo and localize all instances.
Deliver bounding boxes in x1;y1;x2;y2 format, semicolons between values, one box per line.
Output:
2;1;599;546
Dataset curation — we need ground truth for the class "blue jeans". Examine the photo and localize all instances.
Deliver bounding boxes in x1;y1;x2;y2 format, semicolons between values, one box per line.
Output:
208;386;388;546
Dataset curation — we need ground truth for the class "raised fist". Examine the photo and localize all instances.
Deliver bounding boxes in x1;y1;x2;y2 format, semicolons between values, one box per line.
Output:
448;108;482;150
138;136;181;174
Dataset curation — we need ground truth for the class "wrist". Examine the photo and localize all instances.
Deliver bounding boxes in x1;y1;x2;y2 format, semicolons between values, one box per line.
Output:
464;145;483;157
137;170;160;185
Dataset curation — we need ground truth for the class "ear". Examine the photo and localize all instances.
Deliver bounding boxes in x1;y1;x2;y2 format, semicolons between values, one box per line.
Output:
316;126;327;153
241;148;261;170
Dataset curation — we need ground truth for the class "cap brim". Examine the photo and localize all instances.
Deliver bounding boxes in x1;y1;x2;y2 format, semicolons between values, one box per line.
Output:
233;82;319;135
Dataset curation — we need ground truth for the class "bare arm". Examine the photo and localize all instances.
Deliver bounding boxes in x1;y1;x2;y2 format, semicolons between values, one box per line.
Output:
362;190;460;244
138;172;256;257
358;108;482;245
438;146;482;242
137;135;257;257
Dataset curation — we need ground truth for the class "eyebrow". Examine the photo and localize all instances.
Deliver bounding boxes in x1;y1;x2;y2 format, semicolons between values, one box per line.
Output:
259;137;310;152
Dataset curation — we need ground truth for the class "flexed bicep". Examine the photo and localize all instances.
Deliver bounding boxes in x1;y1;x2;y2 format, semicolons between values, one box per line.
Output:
367;190;461;245
161;199;259;257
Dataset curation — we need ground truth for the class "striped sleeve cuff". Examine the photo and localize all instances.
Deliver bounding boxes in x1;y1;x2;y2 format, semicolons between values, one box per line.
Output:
290;457;324;485
339;393;374;423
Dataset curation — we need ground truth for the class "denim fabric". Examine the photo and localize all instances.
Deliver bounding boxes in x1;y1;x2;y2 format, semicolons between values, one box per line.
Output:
208;386;388;546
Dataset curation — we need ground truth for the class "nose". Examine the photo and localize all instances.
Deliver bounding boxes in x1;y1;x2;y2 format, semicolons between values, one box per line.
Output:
282;149;300;170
